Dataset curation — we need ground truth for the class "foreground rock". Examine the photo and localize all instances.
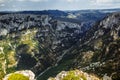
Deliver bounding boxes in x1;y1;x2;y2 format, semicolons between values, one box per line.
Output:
48;70;101;80
3;70;35;80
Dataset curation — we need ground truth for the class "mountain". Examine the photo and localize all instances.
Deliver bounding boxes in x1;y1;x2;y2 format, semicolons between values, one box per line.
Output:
0;14;87;79
0;10;68;17
75;13;120;80
0;10;108;32
0;11;105;79
0;9;120;80
2;9;119;32
54;12;120;80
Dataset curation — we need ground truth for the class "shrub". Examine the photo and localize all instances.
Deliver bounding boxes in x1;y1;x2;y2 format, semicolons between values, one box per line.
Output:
62;71;86;80
7;73;29;80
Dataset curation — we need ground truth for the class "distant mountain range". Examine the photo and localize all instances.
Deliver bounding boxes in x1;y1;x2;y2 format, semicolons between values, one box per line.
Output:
1;8;120;14
1;8;120;28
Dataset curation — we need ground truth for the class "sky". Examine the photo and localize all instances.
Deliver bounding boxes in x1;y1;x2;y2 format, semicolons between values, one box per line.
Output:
0;0;120;11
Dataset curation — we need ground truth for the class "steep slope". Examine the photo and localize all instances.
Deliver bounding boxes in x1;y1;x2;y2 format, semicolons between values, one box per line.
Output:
65;12;120;80
0;10;107;30
46;12;120;80
1;11;119;80
0;14;85;79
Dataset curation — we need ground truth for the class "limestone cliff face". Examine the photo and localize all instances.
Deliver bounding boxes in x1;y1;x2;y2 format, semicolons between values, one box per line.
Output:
0;12;120;80
67;13;120;80
0;14;84;79
36;13;120;80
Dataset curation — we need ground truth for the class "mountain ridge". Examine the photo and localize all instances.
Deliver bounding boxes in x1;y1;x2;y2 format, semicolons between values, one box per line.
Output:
0;10;120;80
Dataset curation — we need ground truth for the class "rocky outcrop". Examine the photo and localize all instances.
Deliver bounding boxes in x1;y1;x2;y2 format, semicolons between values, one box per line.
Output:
0;14;84;79
40;12;120;80
48;70;101;80
68;13;120;80
3;70;35;80
0;11;119;80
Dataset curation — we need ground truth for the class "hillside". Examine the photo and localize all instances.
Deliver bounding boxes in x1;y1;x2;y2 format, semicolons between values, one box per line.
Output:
35;12;120;80
0;11;120;80
0;14;86;79
64;12;120;80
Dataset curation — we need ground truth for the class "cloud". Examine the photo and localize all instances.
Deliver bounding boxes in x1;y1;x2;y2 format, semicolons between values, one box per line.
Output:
67;0;74;2
66;0;79;3
29;0;48;2
17;0;26;1
0;0;5;3
95;0;113;4
0;0;14;3
91;0;120;5
0;3;5;6
0;0;48;2
16;0;48;2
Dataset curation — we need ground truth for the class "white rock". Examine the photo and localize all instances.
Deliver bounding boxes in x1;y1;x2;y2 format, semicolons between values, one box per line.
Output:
3;70;36;80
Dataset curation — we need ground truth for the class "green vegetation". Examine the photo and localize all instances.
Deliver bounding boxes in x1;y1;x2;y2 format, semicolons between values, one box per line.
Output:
62;70;86;80
37;53;76;80
0;70;5;80
19;28;39;54
7;73;29;80
0;28;39;79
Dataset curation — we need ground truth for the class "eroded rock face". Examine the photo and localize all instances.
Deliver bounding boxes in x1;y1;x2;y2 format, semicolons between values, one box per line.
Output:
0;12;119;80
70;13;120;80
3;70;35;80
48;70;100;80
0;14;85;78
0;28;8;36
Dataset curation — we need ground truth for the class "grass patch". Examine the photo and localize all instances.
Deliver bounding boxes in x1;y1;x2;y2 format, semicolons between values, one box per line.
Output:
0;28;39;79
8;73;29;80
63;70;86;80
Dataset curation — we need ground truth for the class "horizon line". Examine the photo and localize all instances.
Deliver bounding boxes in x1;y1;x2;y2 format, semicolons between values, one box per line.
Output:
0;8;120;12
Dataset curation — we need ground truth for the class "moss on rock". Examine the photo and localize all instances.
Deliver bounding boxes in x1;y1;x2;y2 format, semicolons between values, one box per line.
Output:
7;73;29;80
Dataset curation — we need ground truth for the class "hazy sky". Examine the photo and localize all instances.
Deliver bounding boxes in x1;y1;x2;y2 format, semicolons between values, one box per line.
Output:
0;0;120;11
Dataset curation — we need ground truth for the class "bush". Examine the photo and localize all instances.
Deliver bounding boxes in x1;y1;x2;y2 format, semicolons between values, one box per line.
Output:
7;73;29;80
62;71;86;80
